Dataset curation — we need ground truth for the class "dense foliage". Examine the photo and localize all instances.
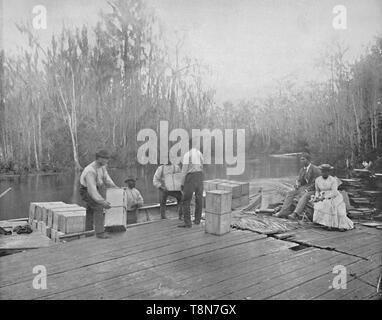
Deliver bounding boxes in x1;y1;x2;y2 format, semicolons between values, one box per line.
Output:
0;0;381;174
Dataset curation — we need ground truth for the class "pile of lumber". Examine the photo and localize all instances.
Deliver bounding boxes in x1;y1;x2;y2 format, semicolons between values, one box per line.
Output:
339;175;381;221
29;202;88;243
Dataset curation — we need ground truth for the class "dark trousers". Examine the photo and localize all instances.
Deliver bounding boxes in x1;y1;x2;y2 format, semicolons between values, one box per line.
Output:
126;210;137;224
182;171;203;226
80;185;105;235
159;189;183;219
278;186;314;217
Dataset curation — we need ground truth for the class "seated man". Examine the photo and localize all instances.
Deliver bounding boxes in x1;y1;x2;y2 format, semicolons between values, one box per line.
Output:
274;153;321;220
124;176;144;224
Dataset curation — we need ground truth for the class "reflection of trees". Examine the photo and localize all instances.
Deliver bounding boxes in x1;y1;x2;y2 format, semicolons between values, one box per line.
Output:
71;171;81;204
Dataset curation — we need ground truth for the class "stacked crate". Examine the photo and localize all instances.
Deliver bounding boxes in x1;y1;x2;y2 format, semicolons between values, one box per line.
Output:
105;188;126;228
204;179;250;210
205;190;232;235
29;202;86;242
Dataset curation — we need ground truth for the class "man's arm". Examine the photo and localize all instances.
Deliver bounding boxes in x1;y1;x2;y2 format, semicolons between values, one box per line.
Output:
136;190;144;207
86;172;111;208
104;168;117;188
153;166;164;189
181;156;189;187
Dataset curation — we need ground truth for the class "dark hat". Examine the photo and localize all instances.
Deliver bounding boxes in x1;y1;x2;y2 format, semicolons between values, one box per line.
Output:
319;164;334;171
95;149;110;159
124;176;137;183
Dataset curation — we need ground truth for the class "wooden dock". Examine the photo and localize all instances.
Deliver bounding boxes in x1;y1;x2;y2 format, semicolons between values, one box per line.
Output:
0;219;380;300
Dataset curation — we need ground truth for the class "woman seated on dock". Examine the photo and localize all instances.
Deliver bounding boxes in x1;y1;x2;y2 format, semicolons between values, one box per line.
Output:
312;164;354;231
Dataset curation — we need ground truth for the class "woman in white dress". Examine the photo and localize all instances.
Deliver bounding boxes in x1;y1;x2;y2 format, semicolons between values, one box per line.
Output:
312;164;354;231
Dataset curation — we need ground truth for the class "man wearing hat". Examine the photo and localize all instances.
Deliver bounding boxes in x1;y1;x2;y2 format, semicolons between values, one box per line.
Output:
80;149;118;239
274;152;321;220
124;176;144;224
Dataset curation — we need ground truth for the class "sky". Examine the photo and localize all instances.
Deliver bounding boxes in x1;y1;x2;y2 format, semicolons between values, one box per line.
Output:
1;0;382;103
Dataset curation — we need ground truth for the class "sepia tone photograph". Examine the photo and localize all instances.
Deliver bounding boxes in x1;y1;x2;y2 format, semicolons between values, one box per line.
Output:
0;0;381;303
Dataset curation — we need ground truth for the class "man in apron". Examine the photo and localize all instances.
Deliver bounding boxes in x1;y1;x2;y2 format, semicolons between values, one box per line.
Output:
79;149;118;239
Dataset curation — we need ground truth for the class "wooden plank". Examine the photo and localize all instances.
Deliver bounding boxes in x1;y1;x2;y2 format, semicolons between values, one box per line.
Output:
216;252;360;300
0;223;217;286
41;238;293;300
0;224;208;286
0;228;266;299
213;237;382;300
267;251;381;300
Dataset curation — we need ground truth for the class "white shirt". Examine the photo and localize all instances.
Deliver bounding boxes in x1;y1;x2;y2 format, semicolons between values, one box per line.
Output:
181;148;204;184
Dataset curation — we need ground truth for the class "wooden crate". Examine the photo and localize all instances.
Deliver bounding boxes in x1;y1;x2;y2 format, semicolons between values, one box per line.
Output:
29;202;65;223
37;221;45;233
106;188;124;207
57;211;86;234
50;228;57;240
233;181;250;196
105;188;127;227
217;182;241;199
41;204;78;225
205;190;232;214
43;225;51;238
32;220;38;230
205;211;231;235
50;205;86;229
231;197;241;209
36;203;75;224
105;207;127;227
54;231;65;243
203;180;220;192
240;194;249;207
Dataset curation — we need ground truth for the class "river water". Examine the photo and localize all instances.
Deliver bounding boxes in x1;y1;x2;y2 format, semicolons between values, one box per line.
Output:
0;156;299;220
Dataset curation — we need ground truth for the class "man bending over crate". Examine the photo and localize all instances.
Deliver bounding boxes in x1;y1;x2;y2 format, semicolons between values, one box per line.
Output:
80;149;118;239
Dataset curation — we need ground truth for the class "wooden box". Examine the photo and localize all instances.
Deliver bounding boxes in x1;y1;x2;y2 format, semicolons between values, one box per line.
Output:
52;230;65;243
37;221;45;233
106;188;124;207
105;188;127;227
231;197;242;209
50;206;86;229
29;202;64;224
233;181;250;196
217;183;241;199
203;180;220;192
105;207;127;227
31;220;38;230
57;212;86;234
42;203;79;224
37;202;69;222
50;228;57;240
44;226;51;238
240;195;249;207
205;190;232;214
205;211;231;235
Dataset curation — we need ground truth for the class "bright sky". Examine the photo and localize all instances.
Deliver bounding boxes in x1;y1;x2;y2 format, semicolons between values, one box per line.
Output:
1;0;382;103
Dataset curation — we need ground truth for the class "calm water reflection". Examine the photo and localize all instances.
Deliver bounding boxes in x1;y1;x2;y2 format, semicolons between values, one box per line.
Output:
0;156;299;220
